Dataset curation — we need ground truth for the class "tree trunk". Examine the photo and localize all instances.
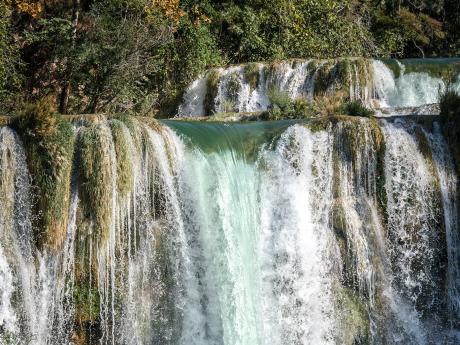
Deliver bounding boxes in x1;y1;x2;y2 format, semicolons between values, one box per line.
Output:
413;39;425;58
89;94;99;114
59;0;80;114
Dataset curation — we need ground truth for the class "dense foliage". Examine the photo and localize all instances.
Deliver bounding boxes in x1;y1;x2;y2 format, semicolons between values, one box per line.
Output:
0;0;459;116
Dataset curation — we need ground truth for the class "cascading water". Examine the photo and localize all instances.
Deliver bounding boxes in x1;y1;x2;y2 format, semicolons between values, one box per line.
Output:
1;60;460;345
177;58;460;117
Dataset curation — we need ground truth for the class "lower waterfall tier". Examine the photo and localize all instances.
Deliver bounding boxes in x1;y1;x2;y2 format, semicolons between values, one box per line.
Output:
0;115;459;345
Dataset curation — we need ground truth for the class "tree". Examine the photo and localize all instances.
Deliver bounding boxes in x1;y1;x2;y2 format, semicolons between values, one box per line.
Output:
59;0;80;114
0;2;22;109
371;0;446;57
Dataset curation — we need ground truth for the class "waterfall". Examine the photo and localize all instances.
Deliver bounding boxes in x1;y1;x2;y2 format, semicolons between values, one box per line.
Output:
257;126;337;344
1;108;460;343
177;58;460;117
425;124;460;329
381;120;444;344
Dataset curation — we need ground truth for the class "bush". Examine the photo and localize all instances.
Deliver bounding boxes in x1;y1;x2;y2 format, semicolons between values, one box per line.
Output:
261;94;314;120
267;87;292;110
340;101;375;117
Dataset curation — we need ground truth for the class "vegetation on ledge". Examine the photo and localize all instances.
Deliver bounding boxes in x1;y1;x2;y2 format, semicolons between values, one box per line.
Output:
77;124;115;243
340;101;375;118
259;88;375;121
11;97;75;250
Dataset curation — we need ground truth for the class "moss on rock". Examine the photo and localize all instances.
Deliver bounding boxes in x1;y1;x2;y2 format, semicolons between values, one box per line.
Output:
77;124;115;243
12;98;75;250
334;282;371;345
0;131;16;234
314;60;336;96
109;120;134;198
204;69;221;115
244;63;260;91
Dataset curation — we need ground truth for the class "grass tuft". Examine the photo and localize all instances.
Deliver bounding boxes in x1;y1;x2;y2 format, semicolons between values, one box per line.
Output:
340;100;375;117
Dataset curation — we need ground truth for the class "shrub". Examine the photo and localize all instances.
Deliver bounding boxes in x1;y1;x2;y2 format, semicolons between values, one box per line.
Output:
261;96;314;120
340;100;375;117
267;87;292;110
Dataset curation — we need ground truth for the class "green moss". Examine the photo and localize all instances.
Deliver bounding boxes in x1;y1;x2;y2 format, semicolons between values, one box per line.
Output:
369;118;387;223
355;58;373;89
112;113;136;133
335;58;352;91
413;127;441;192
305;117;328;132
227;71;241;102
12;98;75;250
204;69;221;115
314;60;336;96
315;58;373;100
332;199;349;277
244;63;260;91
0;332;22;345
73;281;100;323
334;282;370;345
72;255;101;345
109;120;134;198
265;61;281;90
0;133;16;232
305;115;356;132
77;124;115;243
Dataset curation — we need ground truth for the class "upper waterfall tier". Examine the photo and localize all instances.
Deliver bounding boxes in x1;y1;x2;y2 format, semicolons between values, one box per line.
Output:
177;58;460;117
